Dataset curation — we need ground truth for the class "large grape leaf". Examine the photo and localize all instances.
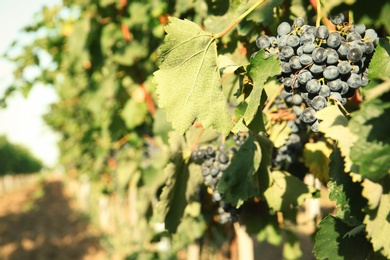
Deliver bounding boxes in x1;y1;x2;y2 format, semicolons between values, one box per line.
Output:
368;38;390;80
327;146;366;225
364;178;390;258
267;120;291;148
154;17;234;135
317;105;357;172
217;134;261;207
348;96;390;182
264;171;314;212
313;215;373;260
303;141;332;182
244;50;281;125
239;201;282;245
154;133;203;233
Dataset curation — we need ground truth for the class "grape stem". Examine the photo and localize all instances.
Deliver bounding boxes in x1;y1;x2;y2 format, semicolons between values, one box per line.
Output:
214;0;267;39
315;0;322;27
262;83;284;113
328;97;351;117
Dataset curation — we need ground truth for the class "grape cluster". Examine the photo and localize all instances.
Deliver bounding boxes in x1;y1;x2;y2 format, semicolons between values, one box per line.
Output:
272;90;306;169
255;14;378;131
191;132;249;224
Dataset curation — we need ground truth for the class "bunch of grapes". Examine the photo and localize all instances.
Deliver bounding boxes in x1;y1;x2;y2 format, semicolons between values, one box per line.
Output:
191;132;249;224
272;90;306;169
255;14;378;131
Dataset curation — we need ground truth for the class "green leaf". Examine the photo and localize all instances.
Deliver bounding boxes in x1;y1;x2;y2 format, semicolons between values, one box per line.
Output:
264;171;313;212
349;96;390;182
154;133;203;233
364;79;390;101
154;17;233;135
303;141;332;182
368;38;390;80
116;160;138;192
364;182;390;258
283;230;303;260
121;99;148;129
313;215;372;260
256;134;273;194
361;178;383;210
267;120;291;148
317;105;357;172
244;51;281;125
239;201;282;245
328;146;366;225
217;134;261;206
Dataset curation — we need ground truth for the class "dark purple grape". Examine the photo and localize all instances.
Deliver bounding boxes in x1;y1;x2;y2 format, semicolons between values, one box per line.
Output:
326;48;339;64
311;95;327;110
347;73;362;89
287;34;300;47
306;79;321;94
337;60;352;74
323;65;339;80
277;22;291;36
330;13;345;25
312;47;327;64
319;84;330;97
347;47;363;62
256;35;271;49
297;70;313;84
316;25;329;39
301;107;317;124
289;56;302;70
327;32;341;48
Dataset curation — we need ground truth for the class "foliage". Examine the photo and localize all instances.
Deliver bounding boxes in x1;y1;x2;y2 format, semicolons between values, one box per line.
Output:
1;0;389;258
0;135;43;175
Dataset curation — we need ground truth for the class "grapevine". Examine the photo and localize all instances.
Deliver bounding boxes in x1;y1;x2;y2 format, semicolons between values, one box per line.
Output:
1;0;389;259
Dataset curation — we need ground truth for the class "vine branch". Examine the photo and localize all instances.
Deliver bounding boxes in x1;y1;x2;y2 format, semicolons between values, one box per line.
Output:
214;0;267;39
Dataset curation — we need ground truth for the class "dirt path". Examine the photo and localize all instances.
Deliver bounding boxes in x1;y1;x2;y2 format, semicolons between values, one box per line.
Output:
0;180;105;260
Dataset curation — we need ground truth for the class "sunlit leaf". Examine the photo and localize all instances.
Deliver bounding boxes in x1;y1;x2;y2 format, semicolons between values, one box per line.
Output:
303;141;332;182
264;170;313;212
317;105;357;172
154;17;234;135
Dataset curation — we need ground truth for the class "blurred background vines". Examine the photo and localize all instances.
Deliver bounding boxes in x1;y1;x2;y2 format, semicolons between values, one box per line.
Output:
2;0;389;259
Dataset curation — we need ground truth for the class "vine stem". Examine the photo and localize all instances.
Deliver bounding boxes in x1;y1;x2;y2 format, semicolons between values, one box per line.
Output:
315;0;322;27
214;0;267;39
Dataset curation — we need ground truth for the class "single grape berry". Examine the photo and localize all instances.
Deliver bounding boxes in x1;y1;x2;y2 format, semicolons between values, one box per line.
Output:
299;53;313;66
256;35;271;49
287;34;300;47
311;95;327;110
326;48;339;64
294;17;305;27
297;70;313;84
306;79;321;94
312;47;327;64
347;73;362;89
316;25;329;39
301;107;317;124
330;13;345;25
323;65;339;80
337;60;352;74
327;32;341;48
277;22;291;36
347;48;363;63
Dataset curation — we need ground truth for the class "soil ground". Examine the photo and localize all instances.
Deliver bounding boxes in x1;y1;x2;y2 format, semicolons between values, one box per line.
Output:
0;179;105;260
